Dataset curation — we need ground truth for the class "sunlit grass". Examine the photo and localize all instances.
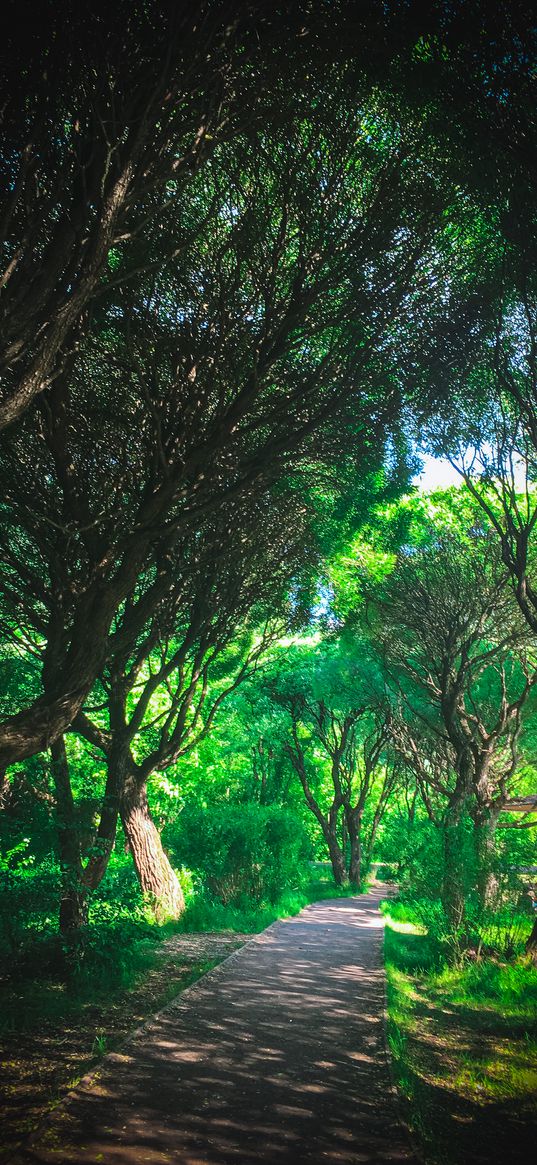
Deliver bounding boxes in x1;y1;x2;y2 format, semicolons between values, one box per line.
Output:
384;913;426;935
178;878;362;933
453;1048;537;1101
383;900;537;1164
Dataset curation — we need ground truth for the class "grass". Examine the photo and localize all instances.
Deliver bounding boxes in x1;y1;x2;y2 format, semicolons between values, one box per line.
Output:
178;876;363;933
383;901;537;1165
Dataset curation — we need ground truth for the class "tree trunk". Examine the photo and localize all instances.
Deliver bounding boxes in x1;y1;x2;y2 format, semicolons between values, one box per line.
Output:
347;810;362;886
348;835;361;886
0;534;152;770
526;918;537;965
473;804;501;909
441;803;466;931
121;774;184;920
325;827;347;886
286;739;347;886
50;737;88;934
82;760;123;890
340;813;348;861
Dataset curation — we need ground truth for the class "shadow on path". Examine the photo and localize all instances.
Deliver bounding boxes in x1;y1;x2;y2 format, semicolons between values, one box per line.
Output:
12;888;416;1165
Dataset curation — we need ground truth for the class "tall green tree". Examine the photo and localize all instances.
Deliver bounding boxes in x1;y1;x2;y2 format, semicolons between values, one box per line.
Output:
267;639;397;885
363;495;537;922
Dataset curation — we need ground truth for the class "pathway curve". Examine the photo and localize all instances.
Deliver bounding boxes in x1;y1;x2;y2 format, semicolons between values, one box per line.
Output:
13;887;416;1165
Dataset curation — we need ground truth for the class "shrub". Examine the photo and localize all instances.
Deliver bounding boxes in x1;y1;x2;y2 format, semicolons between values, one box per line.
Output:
165;802;311;906
374;861;398;882
0;839;60;958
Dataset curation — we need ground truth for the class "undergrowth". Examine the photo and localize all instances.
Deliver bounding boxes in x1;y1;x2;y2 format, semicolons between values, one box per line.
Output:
383;898;537;1165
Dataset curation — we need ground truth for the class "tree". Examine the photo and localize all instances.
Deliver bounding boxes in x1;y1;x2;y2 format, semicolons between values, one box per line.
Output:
1;0;337;430
370;497;537;921
269;640;397;885
0;20;489;770
47;481;318;923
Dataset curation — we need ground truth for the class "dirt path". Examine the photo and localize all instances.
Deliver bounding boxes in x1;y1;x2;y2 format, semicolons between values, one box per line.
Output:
11;888;416;1164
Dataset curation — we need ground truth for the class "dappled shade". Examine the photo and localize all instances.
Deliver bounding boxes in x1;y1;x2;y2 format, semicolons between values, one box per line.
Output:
12;891;414;1165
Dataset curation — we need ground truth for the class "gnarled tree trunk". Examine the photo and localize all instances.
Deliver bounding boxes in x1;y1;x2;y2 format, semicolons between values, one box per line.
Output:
441;803;467;931
473;802;501;909
121;773;184;920
286;737;347;885
346;808;362;886
82;757;123;890
325;826;347;886
50;737;88;934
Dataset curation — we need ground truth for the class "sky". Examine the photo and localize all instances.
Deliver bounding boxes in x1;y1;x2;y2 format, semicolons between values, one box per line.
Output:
414;450;530;493
413;453;462;492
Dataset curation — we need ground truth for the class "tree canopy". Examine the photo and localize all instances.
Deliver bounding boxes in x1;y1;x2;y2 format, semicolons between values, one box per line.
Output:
1;1;537;972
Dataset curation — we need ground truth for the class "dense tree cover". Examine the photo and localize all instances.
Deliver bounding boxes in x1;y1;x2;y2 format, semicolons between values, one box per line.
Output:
370;499;536;920
4;0;535;769
265;639;397;887
1;1;537;982
0;50;450;765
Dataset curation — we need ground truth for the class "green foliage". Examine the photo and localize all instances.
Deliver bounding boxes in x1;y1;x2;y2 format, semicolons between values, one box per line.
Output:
375;810;445;894
64;917;158;995
179;889;309;934
373;861;397;881
165;802;311;907
178;870;362;934
384;892;535;970
1;24;537;1162
0;842;60;960
0;835;157;980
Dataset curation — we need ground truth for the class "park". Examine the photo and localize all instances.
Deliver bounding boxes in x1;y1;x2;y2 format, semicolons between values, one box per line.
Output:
0;3;536;1161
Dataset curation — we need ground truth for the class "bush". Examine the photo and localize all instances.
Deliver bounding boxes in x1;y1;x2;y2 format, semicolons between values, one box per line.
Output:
374;861;398;882
383;891;536;969
89;849;151;923
165;802;311;906
0;839;60;958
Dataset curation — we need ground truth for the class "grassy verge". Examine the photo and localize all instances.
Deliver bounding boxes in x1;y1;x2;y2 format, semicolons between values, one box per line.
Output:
383;902;537;1165
179;876;362;933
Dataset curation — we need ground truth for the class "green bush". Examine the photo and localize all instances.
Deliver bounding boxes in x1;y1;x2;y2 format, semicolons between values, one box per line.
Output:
66;916;158;992
463;902;534;960
89;849;150;923
165;802;311;906
0;839;60;958
374;861;398;881
179;887;309;933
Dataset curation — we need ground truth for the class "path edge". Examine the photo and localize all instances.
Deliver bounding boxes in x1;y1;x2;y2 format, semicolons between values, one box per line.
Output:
8;891;418;1164
380;888;425;1165
4;906;315;1165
